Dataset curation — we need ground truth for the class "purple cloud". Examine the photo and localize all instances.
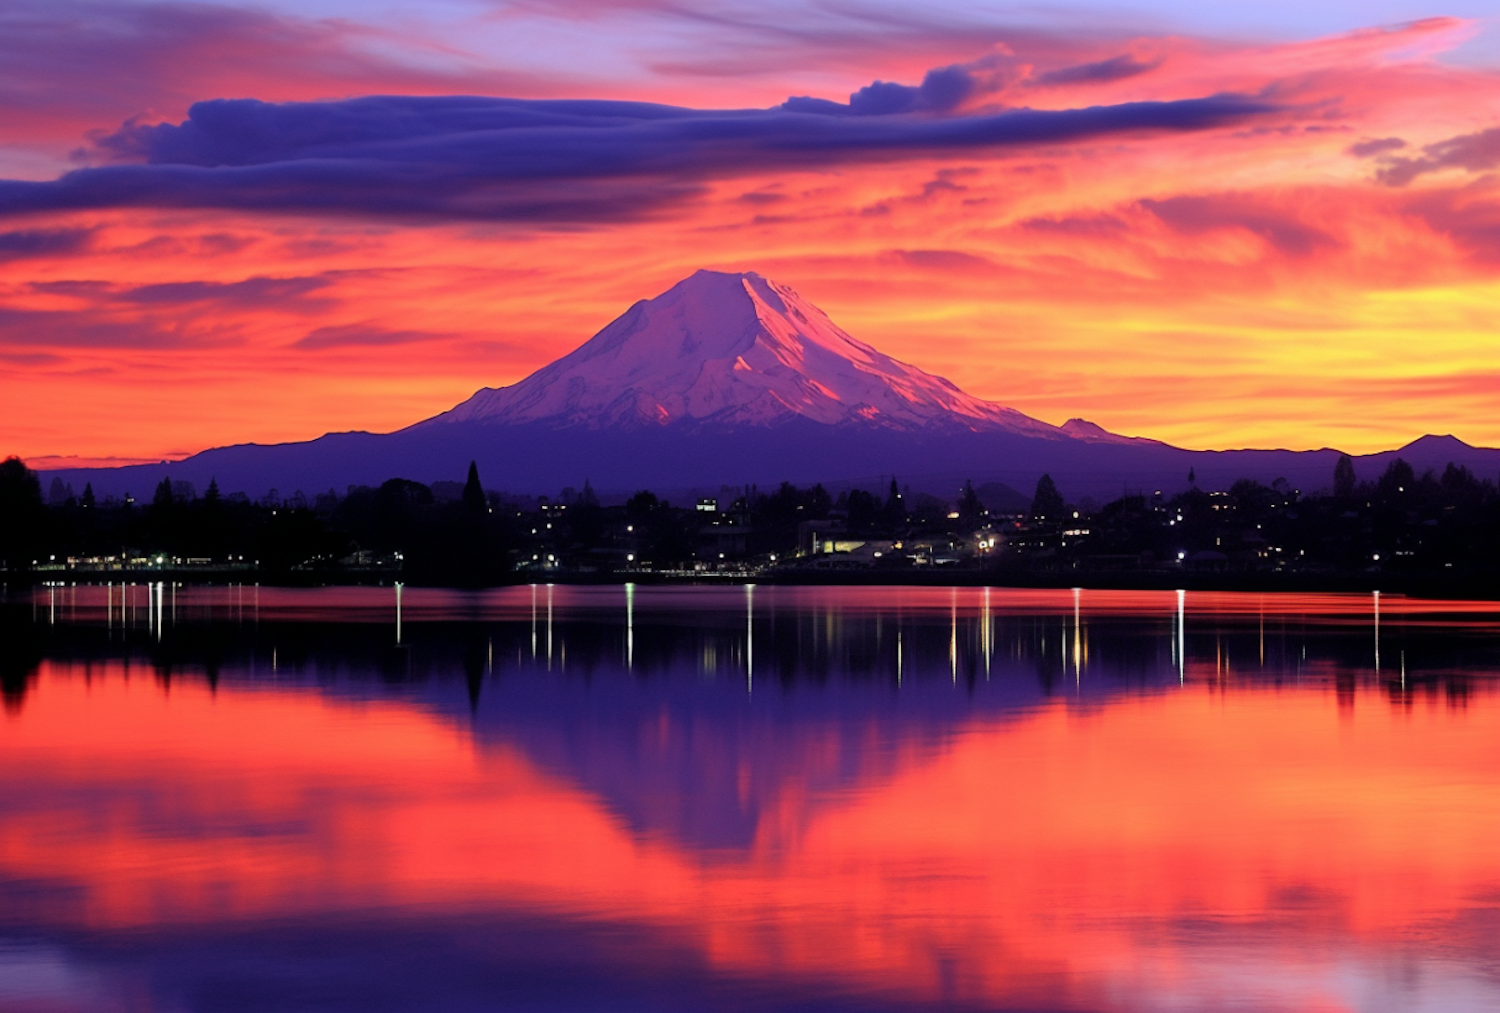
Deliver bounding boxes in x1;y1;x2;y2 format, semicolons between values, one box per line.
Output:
0;227;94;261
1141;194;1339;257
1346;136;1406;158
294;323;454;350
1034;55;1160;87
0;305;238;350
0;90;1280;223
1376;127;1500;186
119;276;333;309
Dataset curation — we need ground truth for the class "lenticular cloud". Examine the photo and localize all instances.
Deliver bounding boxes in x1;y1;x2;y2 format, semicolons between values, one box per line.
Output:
0;90;1277;223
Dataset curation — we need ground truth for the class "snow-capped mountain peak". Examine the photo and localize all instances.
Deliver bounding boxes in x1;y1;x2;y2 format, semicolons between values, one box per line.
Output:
426;270;1061;434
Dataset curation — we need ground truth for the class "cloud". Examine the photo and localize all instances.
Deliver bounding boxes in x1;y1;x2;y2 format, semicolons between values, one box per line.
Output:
120;275;333;309
1375;127;1500;186
1018;213;1129;238
1140;194;1339;257
836;64;977;115
0;0;556;150
293;323;455;350
0;227;94;261
0;91;1280;223
1400;187;1500;263
0;305;238;350
885;248;994;272
0;351;67;366
1346;136;1406;158
1034;55;1160;87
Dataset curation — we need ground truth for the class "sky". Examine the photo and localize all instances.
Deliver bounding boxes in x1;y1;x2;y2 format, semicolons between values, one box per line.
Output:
2;0;1499;467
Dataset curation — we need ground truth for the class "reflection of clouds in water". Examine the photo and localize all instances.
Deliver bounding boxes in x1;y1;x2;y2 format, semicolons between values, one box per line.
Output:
6;587;1500;1011
1111;946;1500;1013
0;945;124;1013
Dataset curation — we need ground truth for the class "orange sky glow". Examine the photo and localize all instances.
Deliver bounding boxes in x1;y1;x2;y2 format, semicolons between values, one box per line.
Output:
3;9;1500;465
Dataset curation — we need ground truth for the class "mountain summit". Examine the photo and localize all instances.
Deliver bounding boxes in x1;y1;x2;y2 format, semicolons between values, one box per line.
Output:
426;270;1058;435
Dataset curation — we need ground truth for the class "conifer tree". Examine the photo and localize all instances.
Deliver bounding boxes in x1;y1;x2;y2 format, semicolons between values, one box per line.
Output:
462;461;485;513
1030;474;1065;521
1333;455;1356;498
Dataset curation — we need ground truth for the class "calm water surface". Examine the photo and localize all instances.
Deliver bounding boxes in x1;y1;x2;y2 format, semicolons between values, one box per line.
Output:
2;584;1499;1012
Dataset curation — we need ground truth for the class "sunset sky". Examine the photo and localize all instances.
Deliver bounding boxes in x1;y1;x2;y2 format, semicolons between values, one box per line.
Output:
3;1;1499;467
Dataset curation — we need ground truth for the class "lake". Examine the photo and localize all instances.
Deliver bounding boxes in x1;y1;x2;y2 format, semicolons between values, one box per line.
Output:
3;583;1499;1012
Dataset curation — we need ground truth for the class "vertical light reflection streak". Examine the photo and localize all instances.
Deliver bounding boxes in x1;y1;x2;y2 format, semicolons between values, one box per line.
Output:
745;584;754;694
1177;589;1186;684
546;584;554;670
950;589;957;684
1073;587;1082;684
983;586;992;678
394;582;403;645
1259;601;1265;668
1374;590;1381;672
625;582;635;671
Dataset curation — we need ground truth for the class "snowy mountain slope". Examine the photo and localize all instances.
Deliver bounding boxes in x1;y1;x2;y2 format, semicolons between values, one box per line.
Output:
421;270;1063;435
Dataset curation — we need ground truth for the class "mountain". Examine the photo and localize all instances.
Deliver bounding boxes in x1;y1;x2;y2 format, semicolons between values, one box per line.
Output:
34;271;1500;503
427;270;1061;435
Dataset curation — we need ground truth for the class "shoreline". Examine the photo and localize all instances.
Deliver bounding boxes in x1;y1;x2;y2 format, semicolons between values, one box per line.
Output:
7;568;1500;601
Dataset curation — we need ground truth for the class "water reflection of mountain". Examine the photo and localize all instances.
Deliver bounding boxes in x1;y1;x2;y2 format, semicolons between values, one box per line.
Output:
8;586;1500;854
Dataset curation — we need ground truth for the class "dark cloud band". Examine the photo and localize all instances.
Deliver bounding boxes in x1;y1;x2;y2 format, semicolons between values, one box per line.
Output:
0;91;1278;223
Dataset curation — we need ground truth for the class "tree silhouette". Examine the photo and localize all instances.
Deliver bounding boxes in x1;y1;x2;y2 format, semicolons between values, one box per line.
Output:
1333;455;1357;498
881;476;904;526
1030;474;1065;521
959;479;985;526
462;461;485;514
1376;458;1415;499
0;457;44;569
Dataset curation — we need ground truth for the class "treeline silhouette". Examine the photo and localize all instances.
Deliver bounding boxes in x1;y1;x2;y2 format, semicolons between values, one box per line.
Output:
1026;455;1500;576
0;459;510;584
2;452;1499;584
